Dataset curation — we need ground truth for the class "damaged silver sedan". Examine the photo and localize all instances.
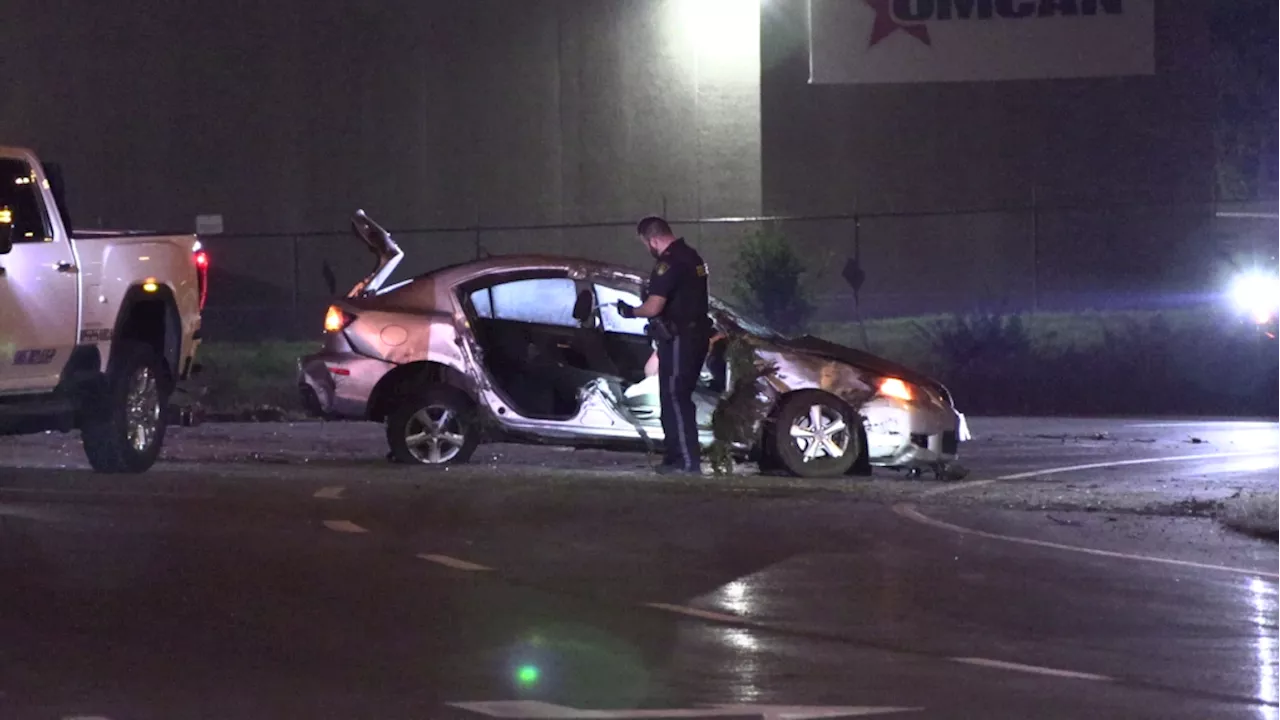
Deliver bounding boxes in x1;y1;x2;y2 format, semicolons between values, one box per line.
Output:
297;211;971;479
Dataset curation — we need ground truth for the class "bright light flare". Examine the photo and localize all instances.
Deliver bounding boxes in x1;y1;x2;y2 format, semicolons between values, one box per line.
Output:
670;0;761;74
1228;271;1280;323
879;377;913;402
515;664;540;688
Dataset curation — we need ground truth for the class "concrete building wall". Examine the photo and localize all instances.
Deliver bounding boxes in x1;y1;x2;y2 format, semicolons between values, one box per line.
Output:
1;0;762;338
759;0;1219;317
0;0;762;233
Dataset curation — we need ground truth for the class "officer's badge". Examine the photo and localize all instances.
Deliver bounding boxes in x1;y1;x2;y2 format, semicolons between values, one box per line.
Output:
695;263;708;277
655;262;669;276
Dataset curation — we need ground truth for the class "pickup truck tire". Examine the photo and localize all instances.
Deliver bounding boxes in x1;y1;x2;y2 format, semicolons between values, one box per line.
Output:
81;341;169;473
386;385;479;466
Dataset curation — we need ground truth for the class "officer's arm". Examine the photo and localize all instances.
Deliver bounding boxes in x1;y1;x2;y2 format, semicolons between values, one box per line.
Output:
629;261;677;318
630;294;667;318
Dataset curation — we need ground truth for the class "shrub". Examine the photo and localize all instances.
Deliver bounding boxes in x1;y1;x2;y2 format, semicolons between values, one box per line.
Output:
730;226;815;335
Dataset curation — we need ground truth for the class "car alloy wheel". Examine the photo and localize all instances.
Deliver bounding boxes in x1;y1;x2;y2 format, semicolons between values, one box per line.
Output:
788;403;851;462
768;390;862;478
403;403;467;464
385;385;481;466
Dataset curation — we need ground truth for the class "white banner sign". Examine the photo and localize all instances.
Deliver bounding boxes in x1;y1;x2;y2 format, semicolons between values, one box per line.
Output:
808;0;1155;84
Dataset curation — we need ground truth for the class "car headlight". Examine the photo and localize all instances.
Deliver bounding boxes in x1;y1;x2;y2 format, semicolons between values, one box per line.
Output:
1228;271;1280;324
878;377;914;402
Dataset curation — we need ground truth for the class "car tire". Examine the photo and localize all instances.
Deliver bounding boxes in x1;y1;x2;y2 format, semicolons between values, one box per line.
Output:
768;390;862;478
81;341;170;474
386;385;480;466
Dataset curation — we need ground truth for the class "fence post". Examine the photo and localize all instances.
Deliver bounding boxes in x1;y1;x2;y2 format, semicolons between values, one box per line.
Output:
292;235;301;339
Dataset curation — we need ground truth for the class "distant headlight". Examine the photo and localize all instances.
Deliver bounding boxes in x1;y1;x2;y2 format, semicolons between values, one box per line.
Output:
878;377;913;402
1228;271;1280;324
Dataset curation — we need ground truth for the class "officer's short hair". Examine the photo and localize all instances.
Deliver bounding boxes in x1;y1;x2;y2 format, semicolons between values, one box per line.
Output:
636;216;673;240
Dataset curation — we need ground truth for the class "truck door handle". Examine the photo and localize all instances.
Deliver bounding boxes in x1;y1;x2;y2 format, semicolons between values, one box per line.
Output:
55;261;77;273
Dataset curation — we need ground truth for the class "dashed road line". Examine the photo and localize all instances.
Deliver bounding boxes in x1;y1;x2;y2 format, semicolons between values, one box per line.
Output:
950;657;1113;682
893;503;1280;579
313;486;346;500
417;553;492;571
322;519;368;534
918;450;1276;498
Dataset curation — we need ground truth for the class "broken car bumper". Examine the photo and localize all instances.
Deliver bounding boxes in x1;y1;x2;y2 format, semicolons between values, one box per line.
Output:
297;351;393;420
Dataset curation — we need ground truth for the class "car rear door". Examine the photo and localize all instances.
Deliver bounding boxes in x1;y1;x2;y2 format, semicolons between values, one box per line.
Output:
0;152;80;394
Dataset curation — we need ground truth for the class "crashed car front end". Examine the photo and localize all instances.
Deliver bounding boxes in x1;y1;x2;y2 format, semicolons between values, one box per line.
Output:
719;318;971;479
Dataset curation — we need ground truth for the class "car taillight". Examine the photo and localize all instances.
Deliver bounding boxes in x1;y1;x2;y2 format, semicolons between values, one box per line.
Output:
192;245;209;311
324;305;356;333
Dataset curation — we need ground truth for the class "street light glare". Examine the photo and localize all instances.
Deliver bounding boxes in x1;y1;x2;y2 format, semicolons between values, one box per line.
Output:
671;0;760;72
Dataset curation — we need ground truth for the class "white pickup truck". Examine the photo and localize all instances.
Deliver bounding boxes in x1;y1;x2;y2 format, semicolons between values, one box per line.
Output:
0;146;207;473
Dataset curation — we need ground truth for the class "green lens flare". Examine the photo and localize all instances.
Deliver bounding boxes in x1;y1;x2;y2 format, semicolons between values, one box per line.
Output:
516;664;540;686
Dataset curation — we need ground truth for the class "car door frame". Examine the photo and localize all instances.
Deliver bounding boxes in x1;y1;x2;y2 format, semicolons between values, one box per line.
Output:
453;267;599;420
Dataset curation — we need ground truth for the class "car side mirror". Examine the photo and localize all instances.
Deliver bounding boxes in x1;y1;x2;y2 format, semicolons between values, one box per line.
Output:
572;289;594;323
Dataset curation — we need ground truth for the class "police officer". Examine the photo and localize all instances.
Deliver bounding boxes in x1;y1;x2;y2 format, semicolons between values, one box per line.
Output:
617;216;711;475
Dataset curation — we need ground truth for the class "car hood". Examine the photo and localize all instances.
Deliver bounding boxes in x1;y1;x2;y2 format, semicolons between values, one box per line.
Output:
770;334;952;403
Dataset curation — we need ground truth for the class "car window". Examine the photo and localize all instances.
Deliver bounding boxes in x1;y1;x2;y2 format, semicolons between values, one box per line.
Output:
594;283;649;335
0;158;49;243
469;276;579;327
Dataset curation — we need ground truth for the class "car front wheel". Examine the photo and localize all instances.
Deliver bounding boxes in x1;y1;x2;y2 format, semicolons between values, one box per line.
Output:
386;385;480;466
768;390;863;478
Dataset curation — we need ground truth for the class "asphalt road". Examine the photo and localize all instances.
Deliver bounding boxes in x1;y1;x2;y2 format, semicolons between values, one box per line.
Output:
0;417;1275;720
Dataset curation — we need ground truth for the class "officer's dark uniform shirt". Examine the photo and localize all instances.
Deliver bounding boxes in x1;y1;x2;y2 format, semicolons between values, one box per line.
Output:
646;238;709;331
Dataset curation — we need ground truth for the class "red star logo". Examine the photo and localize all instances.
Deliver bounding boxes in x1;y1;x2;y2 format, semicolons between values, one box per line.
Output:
864;0;932;47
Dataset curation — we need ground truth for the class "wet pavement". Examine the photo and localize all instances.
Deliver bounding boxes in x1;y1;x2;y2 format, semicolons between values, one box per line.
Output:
0;417;1275;719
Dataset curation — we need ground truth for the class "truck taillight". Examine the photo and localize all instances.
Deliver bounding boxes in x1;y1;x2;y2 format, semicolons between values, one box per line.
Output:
324;305;355;333
193;250;209;311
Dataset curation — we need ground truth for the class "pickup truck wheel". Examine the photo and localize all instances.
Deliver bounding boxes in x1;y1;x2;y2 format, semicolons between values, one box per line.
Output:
386;385;480;466
82;341;169;474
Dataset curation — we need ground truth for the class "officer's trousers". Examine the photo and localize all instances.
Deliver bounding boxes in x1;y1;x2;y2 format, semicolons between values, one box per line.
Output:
657;329;710;471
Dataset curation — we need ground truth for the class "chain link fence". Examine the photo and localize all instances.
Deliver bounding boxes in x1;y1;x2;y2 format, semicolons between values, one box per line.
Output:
198;200;1278;343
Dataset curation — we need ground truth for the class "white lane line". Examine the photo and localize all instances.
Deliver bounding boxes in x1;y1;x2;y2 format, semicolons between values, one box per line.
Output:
918;450;1276;498
313;486;346;500
1127;422;1279;428
322;519;368;534
417;554;492;572
894;503;1280;579
950;657;1113;682
645;602;749;624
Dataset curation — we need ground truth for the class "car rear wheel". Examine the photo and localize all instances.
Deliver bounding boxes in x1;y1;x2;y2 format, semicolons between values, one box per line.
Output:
81;341;170;474
768;390;862;478
386;385;480;466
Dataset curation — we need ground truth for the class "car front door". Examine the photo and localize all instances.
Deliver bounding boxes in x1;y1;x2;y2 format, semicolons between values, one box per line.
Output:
0;155;79;394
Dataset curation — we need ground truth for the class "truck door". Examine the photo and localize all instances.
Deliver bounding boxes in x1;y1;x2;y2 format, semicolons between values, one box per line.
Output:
0;154;80;394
